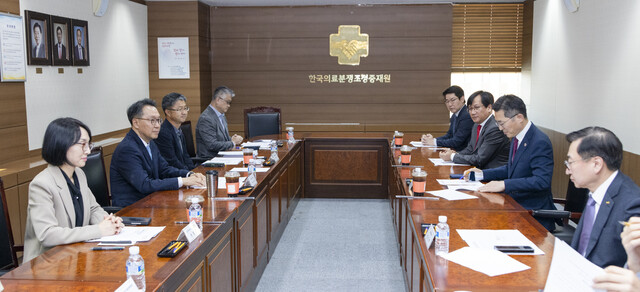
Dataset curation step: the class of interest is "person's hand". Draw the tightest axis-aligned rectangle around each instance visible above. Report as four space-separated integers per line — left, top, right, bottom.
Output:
98 215 120 236
463 167 482 182
190 172 206 181
231 134 244 145
478 181 505 193
593 265 640 292
422 134 435 146
183 175 205 187
622 216 640 273
439 149 455 161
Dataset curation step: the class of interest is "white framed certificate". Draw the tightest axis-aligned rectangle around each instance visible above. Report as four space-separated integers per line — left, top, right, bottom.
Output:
0 13 26 82
157 37 190 79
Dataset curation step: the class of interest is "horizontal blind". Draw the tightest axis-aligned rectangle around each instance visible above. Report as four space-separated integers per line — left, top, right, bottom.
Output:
452 4 524 72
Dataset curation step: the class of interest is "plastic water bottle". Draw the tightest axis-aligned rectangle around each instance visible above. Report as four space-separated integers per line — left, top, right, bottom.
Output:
188 199 203 230
435 215 449 256
270 141 279 162
126 246 146 291
286 127 295 143
246 159 257 187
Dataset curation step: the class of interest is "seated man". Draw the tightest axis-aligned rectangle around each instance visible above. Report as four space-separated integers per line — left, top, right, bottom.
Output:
196 86 244 159
155 92 195 170
439 90 509 169
110 99 205 207
465 95 556 231
565 127 640 268
422 85 474 152
593 216 640 291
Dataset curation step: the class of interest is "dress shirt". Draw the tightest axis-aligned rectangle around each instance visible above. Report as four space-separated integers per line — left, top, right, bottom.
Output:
589 170 619 223
513 120 532 150
139 136 183 187
210 104 233 146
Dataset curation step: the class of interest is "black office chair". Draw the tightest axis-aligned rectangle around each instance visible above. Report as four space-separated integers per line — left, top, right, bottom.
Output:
531 180 589 243
180 121 207 165
0 178 19 274
244 106 282 139
81 146 121 213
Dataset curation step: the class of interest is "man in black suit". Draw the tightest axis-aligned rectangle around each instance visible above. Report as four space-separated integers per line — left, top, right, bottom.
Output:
439 90 509 169
32 23 45 59
53 26 66 61
110 99 205 207
421 85 474 152
565 127 640 268
155 92 195 170
74 28 85 61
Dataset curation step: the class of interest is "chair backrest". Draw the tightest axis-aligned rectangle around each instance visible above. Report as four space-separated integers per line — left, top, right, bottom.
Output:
564 179 590 213
0 178 18 271
244 107 282 139
80 146 111 207
180 121 196 158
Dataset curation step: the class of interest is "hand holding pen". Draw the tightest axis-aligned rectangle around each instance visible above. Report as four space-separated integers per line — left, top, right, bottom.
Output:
620 217 640 273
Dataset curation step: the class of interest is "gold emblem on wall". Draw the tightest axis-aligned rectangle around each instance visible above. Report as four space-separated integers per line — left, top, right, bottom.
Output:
330 25 369 66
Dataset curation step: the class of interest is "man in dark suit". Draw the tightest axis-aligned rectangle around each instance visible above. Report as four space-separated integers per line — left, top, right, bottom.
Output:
155 92 195 170
74 28 85 61
422 85 474 152
465 95 557 231
196 86 244 159
32 23 45 59
439 90 509 169
110 99 205 207
53 26 66 61
564 127 640 268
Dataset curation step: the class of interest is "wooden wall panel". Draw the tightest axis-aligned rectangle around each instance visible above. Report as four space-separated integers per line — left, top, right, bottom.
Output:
0 126 29 164
0 82 27 129
147 1 199 37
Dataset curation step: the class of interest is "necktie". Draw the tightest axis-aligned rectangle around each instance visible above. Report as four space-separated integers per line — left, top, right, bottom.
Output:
451 114 457 133
475 125 482 148
578 196 597 255
177 129 184 152
78 46 82 59
58 45 62 59
146 145 152 160
511 137 519 163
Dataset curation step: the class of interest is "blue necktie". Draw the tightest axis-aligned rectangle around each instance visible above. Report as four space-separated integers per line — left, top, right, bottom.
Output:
146 145 152 160
578 195 596 255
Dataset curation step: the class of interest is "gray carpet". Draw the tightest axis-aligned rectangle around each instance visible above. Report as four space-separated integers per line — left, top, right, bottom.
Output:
255 198 407 292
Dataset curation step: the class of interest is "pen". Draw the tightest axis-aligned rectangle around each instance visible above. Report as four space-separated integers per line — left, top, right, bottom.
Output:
174 221 225 224
619 221 632 227
167 242 178 250
99 240 132 244
173 242 185 253
92 247 124 251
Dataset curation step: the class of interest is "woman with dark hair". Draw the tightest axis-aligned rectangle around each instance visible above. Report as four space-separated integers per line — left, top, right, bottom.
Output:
23 117 124 262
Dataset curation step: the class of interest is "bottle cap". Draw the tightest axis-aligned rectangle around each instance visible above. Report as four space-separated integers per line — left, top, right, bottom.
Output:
438 215 447 223
129 246 139 255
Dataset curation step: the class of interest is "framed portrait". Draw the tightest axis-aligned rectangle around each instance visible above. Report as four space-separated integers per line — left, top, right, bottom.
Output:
50 16 72 66
24 10 51 66
71 19 89 66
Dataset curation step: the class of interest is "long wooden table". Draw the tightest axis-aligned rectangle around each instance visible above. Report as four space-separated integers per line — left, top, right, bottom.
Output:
0 133 555 291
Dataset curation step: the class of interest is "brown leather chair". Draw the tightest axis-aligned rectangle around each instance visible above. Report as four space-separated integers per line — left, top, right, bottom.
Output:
0 178 19 273
244 106 282 139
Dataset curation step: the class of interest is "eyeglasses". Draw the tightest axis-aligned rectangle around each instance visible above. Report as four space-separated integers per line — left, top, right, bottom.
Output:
76 141 94 151
444 98 459 104
167 106 190 112
495 115 516 128
136 118 163 125
218 98 232 105
468 105 484 112
564 157 592 170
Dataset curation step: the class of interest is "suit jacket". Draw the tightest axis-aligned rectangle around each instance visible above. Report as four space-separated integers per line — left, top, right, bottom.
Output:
110 130 189 207
23 165 107 263
53 43 67 60
452 115 510 169
75 45 85 60
436 105 474 152
196 105 233 159
570 172 640 268
32 43 45 58
155 119 195 171
483 123 557 231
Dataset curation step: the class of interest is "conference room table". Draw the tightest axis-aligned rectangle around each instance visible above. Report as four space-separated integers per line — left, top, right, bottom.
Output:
0 132 556 291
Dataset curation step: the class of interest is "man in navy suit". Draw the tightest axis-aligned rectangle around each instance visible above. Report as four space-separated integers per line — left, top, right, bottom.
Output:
465 95 556 231
564 127 640 268
110 99 205 207
422 86 474 152
155 92 195 170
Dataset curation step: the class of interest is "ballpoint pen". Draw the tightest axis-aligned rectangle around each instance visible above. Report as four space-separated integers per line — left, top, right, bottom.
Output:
91 247 124 251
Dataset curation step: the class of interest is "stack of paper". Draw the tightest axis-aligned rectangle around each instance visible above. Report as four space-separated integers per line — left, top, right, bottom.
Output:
208 157 243 165
241 141 272 150
429 158 470 166
442 247 531 276
409 141 447 150
456 229 545 255
436 179 484 191
87 226 165 244
427 189 478 200
217 151 243 156
229 167 270 173
544 238 604 291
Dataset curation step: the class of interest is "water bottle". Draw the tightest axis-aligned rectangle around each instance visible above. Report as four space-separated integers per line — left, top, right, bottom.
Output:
286 127 295 143
435 215 449 256
188 199 203 230
126 246 146 291
246 159 257 187
270 141 279 162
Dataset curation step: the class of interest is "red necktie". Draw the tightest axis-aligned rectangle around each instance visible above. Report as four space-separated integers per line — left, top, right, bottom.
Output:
511 137 519 162
475 125 481 147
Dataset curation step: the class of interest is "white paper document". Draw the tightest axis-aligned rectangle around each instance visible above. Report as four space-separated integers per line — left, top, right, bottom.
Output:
87 226 165 243
429 158 470 166
229 167 270 173
409 141 445 149
436 179 484 191
442 247 531 277
208 157 243 165
241 141 272 150
217 151 243 156
456 229 545 255
427 189 478 200
218 177 247 189
544 238 605 292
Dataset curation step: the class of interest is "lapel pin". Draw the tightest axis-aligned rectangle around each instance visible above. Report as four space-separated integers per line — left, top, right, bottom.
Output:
606 201 610 204
524 143 527 147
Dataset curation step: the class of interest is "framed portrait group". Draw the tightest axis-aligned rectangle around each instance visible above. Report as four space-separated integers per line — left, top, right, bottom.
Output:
25 10 89 66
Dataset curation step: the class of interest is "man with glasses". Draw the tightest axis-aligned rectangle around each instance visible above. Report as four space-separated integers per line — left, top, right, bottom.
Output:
464 94 556 231
196 86 244 159
439 90 509 169
155 92 195 170
422 86 473 152
564 127 640 268
110 99 206 207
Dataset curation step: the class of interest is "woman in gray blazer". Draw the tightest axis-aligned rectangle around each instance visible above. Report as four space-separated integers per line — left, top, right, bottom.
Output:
23 118 124 263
